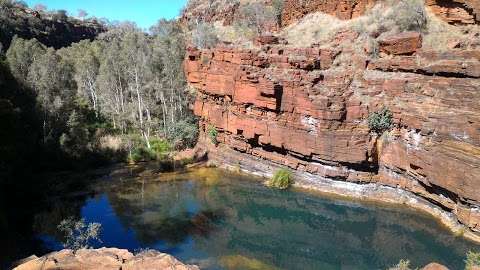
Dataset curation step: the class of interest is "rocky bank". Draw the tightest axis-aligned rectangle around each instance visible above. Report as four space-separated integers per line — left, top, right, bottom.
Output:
184 0 480 240
13 248 199 270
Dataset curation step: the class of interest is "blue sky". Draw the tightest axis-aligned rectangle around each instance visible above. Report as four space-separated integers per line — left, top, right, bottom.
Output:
25 0 188 30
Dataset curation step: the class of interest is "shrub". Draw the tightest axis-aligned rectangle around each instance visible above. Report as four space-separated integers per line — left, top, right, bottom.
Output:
166 116 199 150
191 22 219 49
57 217 102 252
207 124 218 145
387 259 412 270
352 0 427 37
466 251 480 270
368 107 393 134
268 168 293 190
237 2 276 35
127 136 172 163
272 0 284 25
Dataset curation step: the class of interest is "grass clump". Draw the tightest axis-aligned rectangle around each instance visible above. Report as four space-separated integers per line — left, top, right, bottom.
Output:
466 251 480 270
268 168 293 190
387 259 414 270
207 124 219 145
368 107 393 134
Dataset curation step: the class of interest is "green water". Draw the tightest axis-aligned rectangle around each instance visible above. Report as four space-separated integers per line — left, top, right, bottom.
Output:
14 167 480 269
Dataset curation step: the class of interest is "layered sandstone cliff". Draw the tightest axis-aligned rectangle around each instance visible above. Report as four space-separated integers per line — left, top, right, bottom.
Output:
185 20 480 236
181 0 480 27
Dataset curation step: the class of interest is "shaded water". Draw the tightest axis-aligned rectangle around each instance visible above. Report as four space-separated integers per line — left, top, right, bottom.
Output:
6 166 480 270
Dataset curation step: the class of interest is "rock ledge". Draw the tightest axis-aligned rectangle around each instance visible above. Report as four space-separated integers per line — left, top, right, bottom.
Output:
13 248 199 270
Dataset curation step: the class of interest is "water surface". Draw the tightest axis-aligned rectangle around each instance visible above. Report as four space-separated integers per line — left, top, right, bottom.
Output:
24 167 480 269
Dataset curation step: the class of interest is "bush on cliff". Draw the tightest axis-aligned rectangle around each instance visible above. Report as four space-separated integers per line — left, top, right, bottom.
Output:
466 251 480 270
191 22 219 49
268 168 293 190
387 259 413 270
166 115 199 150
207 124 218 145
352 0 427 37
368 108 393 134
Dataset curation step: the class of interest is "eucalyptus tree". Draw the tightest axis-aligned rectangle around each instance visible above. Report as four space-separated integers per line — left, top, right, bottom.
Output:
6 36 45 83
59 40 102 115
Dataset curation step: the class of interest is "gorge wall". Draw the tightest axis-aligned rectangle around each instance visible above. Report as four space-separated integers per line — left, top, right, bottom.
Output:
185 25 480 235
181 0 480 27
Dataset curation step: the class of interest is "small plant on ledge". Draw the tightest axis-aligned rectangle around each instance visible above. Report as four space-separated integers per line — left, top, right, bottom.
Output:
268 168 293 190
207 124 219 145
387 259 413 270
466 250 480 270
368 107 393 134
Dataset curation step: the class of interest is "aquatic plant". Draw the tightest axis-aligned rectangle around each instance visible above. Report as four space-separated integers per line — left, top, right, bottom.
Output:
466 251 480 270
368 107 393 134
220 254 278 270
57 217 102 252
268 168 293 190
207 124 219 145
387 259 413 270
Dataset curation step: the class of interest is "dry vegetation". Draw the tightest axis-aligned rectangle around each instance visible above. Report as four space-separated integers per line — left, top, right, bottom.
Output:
186 0 281 48
280 0 479 52
185 0 480 53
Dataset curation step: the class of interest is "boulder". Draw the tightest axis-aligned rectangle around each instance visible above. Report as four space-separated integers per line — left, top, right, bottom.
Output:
422 262 450 270
379 32 422 55
425 0 479 24
254 35 280 46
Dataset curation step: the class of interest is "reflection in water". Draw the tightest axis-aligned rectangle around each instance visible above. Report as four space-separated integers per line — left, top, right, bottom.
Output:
26 168 480 270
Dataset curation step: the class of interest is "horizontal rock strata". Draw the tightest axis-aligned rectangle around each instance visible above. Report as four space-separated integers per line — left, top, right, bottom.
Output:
184 30 480 236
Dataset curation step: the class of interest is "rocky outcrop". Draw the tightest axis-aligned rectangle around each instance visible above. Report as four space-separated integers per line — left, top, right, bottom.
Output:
422 263 450 270
281 0 376 26
426 0 480 24
184 27 480 236
281 0 480 26
181 0 480 31
13 248 199 270
378 32 423 55
0 4 105 49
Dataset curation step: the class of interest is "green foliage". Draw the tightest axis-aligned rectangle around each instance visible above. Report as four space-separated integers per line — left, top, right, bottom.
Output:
59 110 91 158
207 124 218 145
272 0 284 25
6 36 45 82
0 1 103 49
368 107 393 134
466 251 480 270
387 259 413 270
2 21 194 170
150 138 171 159
127 136 172 163
268 168 293 190
166 116 199 149
57 217 102 252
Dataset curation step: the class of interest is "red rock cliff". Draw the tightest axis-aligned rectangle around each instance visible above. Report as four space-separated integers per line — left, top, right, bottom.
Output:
185 27 480 235
181 0 480 26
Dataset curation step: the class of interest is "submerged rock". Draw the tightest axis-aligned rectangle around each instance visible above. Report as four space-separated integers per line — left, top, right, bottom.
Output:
13 248 199 270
